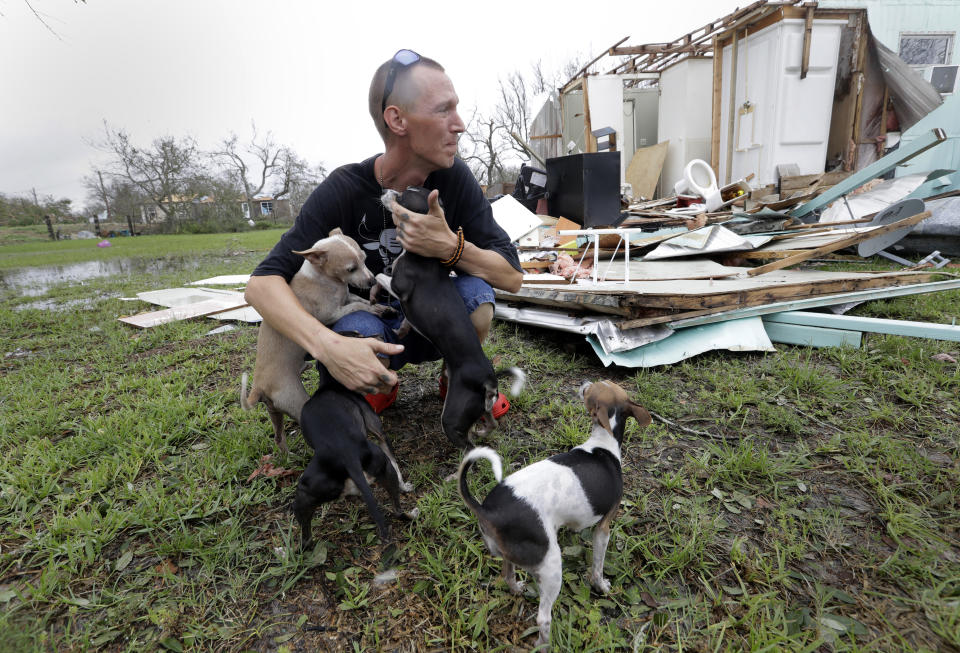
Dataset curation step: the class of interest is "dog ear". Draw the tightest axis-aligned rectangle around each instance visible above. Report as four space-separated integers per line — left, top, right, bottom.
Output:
629 402 652 428
595 405 613 433
328 227 343 237
291 243 329 265
586 394 613 434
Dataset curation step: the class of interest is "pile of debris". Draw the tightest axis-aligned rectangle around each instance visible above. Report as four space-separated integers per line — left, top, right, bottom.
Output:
490 125 960 367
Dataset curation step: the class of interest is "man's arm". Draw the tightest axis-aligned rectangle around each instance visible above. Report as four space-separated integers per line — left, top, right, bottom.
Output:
390 189 522 292
244 275 402 394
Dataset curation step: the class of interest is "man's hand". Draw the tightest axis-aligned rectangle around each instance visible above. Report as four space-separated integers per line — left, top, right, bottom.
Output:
389 189 458 260
316 332 403 394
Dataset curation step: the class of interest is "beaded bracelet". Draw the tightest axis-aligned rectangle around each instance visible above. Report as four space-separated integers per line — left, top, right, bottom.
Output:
440 227 464 268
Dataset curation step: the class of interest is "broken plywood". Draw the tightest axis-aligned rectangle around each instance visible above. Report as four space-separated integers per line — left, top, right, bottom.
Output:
625 140 669 201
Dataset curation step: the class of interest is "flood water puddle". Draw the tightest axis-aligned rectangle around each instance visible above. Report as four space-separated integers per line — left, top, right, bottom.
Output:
0 257 205 297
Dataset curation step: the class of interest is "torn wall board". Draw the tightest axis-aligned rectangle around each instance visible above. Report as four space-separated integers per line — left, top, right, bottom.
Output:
491 194 542 242
135 287 262 323
119 298 249 328
494 304 674 354
586 317 774 368
588 258 744 282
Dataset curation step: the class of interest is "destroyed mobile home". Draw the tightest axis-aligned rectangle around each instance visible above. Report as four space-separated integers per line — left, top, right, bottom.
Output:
121 0 960 369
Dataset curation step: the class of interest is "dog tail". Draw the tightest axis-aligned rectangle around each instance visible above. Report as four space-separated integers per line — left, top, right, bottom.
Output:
240 372 259 411
496 366 526 397
457 446 502 515
345 459 392 543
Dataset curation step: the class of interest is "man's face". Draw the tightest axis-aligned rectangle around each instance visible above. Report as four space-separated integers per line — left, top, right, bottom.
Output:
403 67 465 170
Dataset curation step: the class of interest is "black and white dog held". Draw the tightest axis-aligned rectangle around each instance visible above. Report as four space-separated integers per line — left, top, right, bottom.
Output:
457 380 651 650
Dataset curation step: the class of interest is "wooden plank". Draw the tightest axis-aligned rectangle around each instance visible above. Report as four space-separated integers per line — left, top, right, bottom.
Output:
621 272 938 309
791 129 947 217
119 299 249 328
738 249 812 260
724 28 740 185
747 211 932 275
764 311 960 342
496 288 630 316
668 279 960 328
800 5 814 79
582 76 595 153
711 34 723 173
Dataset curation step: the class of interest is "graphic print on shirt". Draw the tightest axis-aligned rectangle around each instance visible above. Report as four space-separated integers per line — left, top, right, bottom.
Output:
357 206 402 270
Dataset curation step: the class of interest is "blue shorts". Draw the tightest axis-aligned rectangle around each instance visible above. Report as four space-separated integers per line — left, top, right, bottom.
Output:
329 274 495 370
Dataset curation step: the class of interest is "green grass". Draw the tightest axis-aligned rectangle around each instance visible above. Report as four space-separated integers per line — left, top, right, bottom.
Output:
1 232 959 651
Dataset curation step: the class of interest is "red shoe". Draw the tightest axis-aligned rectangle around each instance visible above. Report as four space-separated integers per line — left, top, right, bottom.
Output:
365 382 398 414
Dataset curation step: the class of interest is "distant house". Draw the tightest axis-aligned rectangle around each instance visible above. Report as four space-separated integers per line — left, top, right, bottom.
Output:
240 196 292 221
137 193 293 224
138 194 215 223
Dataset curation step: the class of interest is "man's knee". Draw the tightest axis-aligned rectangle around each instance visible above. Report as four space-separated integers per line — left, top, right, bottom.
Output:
332 310 391 341
470 302 494 343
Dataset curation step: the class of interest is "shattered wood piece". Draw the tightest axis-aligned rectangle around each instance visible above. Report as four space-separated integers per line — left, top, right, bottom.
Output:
747 211 932 276
780 170 852 194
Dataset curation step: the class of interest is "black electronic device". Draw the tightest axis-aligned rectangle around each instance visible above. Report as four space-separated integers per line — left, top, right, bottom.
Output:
545 152 622 227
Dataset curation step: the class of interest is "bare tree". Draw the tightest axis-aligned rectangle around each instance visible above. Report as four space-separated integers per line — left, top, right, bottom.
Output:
82 174 146 226
496 70 535 162
460 108 508 188
211 125 281 203
462 58 585 189
287 162 327 216
100 123 201 226
210 124 319 206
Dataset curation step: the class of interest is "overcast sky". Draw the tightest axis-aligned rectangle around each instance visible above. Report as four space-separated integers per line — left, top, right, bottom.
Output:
1 0 746 211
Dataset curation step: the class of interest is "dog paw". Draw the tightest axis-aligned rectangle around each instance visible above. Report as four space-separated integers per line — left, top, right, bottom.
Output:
400 481 414 493
507 579 525 594
590 574 611 594
404 507 420 520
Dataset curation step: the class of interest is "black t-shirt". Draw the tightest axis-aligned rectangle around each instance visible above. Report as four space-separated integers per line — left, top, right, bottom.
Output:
251 155 521 281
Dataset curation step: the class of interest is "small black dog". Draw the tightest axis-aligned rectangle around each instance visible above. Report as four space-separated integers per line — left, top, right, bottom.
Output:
379 186 524 449
293 381 411 550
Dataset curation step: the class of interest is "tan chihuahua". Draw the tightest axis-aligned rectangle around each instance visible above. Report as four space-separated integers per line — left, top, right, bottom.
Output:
241 229 386 453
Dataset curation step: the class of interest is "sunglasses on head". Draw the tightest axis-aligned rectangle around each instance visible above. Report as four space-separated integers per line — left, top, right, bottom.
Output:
381 49 421 117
